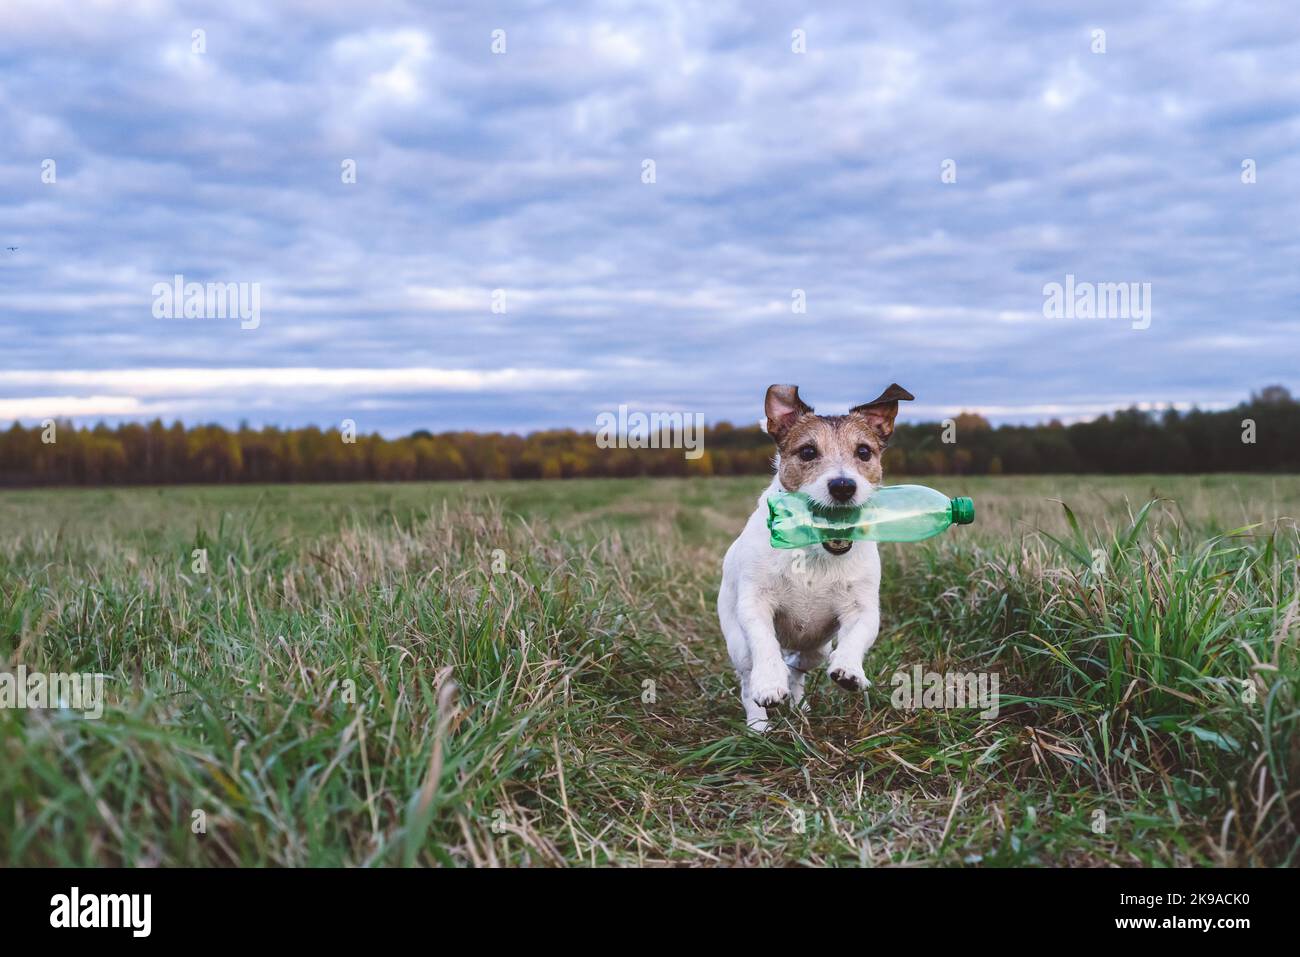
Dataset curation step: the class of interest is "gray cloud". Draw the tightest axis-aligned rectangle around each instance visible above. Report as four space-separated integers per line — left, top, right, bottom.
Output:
1 0 1297 434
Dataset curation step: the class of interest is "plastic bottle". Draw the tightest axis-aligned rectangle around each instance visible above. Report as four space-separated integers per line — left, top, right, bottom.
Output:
768 484 975 548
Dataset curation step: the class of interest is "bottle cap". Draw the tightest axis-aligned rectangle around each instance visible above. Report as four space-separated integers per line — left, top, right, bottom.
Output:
951 497 975 525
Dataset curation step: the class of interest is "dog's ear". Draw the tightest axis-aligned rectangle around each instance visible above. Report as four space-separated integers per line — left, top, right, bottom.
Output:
850 384 914 441
764 385 813 442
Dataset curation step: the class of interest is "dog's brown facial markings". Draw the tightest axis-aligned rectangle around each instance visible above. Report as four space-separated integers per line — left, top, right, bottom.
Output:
764 384 914 502
775 414 884 491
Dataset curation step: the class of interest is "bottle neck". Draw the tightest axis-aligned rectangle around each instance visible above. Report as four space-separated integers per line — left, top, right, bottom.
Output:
950 497 975 525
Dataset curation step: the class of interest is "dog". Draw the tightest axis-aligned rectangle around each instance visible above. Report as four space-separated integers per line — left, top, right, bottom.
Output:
717 383 914 730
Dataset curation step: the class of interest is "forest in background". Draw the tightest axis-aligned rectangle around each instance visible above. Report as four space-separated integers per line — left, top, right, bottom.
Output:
1 386 1296 486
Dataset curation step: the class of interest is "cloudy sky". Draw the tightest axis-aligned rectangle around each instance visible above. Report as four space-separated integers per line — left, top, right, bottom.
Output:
2 0 1297 435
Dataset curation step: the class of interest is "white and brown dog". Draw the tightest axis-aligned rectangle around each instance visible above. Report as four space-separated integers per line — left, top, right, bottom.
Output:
718 383 914 730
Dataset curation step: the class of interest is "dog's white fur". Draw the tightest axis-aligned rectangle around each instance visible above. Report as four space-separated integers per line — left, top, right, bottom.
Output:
718 471 882 731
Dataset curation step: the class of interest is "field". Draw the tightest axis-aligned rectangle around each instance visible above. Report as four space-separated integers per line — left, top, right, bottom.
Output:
2 474 1298 867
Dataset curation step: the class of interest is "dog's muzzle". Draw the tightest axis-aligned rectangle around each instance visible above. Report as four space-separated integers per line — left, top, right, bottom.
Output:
822 539 852 555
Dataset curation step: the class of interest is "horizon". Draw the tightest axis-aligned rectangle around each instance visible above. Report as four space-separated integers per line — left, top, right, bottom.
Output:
11 382 1291 441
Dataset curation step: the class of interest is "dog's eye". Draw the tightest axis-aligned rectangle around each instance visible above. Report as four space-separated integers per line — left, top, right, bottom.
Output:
797 445 818 462
856 444 874 461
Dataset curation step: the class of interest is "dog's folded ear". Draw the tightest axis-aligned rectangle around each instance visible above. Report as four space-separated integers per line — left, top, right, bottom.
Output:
850 384 914 441
764 385 813 442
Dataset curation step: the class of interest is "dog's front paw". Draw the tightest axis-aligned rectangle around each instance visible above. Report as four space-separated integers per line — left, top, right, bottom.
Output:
751 680 791 709
827 661 869 693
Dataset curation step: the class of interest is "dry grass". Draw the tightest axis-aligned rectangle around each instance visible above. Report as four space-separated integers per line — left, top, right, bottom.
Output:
1 474 1298 865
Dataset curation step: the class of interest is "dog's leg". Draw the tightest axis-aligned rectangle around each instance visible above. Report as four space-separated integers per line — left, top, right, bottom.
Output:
787 667 809 710
720 587 771 731
736 590 790 710
784 644 829 710
737 672 770 732
827 605 879 693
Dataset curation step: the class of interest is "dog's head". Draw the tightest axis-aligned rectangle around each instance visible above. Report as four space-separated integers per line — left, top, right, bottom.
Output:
764 383 914 508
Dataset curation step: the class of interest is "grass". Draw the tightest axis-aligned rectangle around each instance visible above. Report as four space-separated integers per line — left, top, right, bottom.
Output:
1 474 1298 866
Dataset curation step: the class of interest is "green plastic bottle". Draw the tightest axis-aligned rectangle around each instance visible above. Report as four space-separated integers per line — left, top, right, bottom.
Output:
767 484 975 548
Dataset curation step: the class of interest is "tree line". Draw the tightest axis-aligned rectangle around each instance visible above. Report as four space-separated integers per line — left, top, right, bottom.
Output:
1 386 1295 486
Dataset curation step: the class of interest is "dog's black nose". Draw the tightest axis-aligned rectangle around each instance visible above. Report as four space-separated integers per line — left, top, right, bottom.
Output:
827 477 857 502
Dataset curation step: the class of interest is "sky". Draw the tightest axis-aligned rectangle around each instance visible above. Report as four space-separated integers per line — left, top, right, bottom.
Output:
2 0 1297 435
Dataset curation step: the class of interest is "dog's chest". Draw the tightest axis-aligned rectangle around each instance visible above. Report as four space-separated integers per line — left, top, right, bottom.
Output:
770 572 855 649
